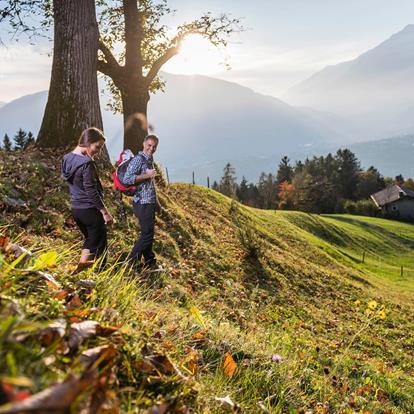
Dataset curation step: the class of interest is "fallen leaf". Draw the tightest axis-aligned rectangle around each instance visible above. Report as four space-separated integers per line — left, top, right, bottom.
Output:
223 352 237 378
191 331 206 342
189 305 206 327
31 251 58 271
0 373 92 414
66 293 82 310
0 382 31 404
68 321 119 353
80 345 118 368
77 279 96 291
0 236 10 251
215 395 237 411
37 319 67 346
38 271 61 290
144 402 170 414
52 287 74 301
5 243 31 264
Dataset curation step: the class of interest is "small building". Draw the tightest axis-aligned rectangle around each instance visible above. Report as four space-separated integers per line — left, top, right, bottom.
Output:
371 185 414 221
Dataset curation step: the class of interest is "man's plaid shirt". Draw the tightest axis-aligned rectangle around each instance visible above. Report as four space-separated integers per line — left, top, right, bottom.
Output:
123 151 157 204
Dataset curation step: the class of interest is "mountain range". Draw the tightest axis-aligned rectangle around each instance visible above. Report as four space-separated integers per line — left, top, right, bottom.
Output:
2 24 414 181
0 73 352 181
284 24 414 139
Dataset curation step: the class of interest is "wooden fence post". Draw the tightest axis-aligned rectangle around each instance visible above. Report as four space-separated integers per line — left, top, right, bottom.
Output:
192 171 195 185
207 176 210 188
165 167 170 184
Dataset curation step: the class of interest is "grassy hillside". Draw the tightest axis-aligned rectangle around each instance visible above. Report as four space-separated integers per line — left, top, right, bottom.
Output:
1 148 414 413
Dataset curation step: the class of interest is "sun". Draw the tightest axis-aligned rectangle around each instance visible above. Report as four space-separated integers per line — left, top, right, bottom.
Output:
162 34 225 75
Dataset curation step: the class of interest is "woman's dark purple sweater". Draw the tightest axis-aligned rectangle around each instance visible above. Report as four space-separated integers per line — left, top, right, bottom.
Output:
61 153 104 210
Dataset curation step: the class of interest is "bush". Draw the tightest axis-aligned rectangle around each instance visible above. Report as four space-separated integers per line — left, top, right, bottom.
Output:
343 199 379 216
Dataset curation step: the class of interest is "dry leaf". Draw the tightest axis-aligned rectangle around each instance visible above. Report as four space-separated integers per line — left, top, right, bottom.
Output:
0 382 31 404
68 321 119 353
0 236 10 251
37 319 67 347
223 352 237 378
191 331 206 342
80 345 118 368
52 287 74 301
0 373 92 414
38 271 61 290
66 293 82 310
144 402 170 414
215 395 238 411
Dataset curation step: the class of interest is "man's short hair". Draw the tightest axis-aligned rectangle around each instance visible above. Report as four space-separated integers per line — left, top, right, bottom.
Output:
144 134 159 144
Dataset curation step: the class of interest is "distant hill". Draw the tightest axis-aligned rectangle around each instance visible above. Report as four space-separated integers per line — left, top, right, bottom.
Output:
348 134 414 178
284 24 414 139
0 73 353 181
223 134 414 182
0 102 6 109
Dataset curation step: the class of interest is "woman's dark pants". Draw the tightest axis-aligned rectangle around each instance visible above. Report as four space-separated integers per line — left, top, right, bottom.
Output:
130 203 156 266
72 208 107 261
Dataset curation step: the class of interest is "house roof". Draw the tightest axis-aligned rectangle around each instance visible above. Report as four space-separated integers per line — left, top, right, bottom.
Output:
370 185 414 208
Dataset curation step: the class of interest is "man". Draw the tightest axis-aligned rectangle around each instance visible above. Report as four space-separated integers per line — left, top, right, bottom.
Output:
123 135 161 270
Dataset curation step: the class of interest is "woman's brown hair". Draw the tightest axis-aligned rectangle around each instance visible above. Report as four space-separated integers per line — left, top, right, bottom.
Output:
78 127 106 147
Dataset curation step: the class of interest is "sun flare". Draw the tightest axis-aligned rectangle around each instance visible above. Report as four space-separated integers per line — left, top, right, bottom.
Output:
163 34 226 75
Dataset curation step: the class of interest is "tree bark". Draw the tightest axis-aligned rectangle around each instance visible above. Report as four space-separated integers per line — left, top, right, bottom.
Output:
37 0 103 148
120 85 150 154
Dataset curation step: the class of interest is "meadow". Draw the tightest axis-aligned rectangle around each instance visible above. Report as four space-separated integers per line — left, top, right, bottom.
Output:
0 148 413 413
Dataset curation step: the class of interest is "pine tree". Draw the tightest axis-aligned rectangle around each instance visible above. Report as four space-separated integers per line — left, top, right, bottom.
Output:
13 129 28 150
219 163 237 198
26 131 36 147
236 176 249 204
276 156 294 185
335 149 361 200
395 174 404 186
2 134 12 151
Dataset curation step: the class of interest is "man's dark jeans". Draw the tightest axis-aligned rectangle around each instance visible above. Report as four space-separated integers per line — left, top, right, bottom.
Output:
130 202 156 266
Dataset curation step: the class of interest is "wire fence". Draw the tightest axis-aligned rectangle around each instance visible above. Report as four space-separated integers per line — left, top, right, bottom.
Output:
342 245 414 279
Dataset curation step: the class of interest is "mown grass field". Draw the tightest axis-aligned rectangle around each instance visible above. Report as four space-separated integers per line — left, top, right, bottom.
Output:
0 148 414 413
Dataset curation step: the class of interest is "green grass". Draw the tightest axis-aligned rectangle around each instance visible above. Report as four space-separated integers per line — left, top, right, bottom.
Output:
1 148 414 413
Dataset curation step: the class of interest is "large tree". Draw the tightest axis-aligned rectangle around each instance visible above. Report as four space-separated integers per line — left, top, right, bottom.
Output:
97 0 241 153
1 0 240 152
1 0 103 149
37 0 103 147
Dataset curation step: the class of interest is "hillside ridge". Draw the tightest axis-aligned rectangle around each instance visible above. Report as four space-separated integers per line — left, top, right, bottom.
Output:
1 147 414 412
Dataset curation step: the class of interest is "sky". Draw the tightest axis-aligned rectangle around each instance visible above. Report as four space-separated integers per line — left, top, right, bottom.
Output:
1 0 414 103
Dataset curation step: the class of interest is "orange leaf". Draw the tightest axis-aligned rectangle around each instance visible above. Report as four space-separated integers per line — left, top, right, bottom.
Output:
0 235 10 251
191 331 206 342
223 352 237 378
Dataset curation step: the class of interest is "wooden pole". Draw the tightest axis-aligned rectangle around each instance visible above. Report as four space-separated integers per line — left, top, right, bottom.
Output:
207 176 210 188
165 167 170 184
192 171 195 185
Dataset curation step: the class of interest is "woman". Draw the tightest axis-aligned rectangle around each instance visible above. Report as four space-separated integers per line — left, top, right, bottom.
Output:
62 127 113 273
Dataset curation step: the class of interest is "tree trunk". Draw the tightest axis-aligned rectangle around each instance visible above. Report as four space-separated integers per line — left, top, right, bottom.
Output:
121 84 150 154
37 0 102 148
